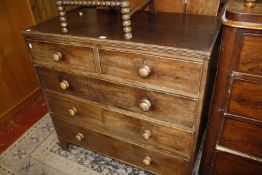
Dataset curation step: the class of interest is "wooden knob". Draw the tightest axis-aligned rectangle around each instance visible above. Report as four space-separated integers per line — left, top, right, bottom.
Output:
68 107 77 116
143 156 152 166
142 130 152 140
138 64 151 78
244 0 256 8
53 52 63 61
75 133 84 141
60 80 69 90
139 98 151 112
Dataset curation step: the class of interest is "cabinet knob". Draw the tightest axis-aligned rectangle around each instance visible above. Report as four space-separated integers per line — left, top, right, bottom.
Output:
138 64 151 78
244 0 256 8
75 133 84 141
142 130 152 140
60 80 69 90
139 98 152 112
53 52 63 61
68 107 77 116
143 156 152 166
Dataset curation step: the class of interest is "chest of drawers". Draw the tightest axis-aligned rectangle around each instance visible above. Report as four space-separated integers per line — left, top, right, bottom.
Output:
200 0 262 174
23 8 220 175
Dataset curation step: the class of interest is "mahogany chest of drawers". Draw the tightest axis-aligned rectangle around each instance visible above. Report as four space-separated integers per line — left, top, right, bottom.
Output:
23 8 220 175
200 0 262 174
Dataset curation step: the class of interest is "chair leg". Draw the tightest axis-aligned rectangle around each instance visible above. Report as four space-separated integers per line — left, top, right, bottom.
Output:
121 1 132 40
56 0 68 34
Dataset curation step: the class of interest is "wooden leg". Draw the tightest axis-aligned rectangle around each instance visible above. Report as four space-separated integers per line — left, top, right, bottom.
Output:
149 0 156 14
121 1 132 40
58 137 69 151
56 0 68 34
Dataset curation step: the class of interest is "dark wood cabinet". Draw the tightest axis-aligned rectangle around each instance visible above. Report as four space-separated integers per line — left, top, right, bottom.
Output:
200 0 262 174
23 8 220 175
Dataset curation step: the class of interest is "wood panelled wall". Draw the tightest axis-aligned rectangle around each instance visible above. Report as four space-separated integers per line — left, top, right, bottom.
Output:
28 0 220 24
0 0 39 122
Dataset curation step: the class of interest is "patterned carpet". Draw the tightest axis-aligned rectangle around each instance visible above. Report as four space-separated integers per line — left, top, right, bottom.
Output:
0 114 152 175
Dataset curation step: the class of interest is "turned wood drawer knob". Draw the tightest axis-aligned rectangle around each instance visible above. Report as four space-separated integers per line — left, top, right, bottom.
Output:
53 52 63 61
138 64 151 78
60 80 69 90
244 0 256 8
143 156 152 166
142 130 152 140
75 133 84 141
68 107 77 116
139 98 152 112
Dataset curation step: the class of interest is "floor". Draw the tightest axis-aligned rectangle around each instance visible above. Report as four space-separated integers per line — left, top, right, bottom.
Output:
0 92 48 153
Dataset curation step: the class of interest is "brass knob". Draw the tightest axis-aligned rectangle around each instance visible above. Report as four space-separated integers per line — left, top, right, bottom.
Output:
75 133 84 141
60 80 69 90
143 156 152 166
142 130 152 140
53 52 63 61
139 98 152 112
68 107 77 116
244 0 256 8
138 64 151 78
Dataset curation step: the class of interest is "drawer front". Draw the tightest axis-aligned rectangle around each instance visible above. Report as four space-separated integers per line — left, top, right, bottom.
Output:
238 34 262 76
211 151 262 175
37 67 197 129
220 118 262 158
46 91 192 159
228 80 262 121
29 41 96 72
99 49 203 97
53 117 189 175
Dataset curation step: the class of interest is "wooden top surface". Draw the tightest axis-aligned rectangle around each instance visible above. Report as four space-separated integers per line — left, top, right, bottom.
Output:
220 0 262 29
24 8 220 58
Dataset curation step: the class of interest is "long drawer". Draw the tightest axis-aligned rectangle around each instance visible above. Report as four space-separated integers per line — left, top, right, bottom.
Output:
228 79 262 121
99 49 203 97
36 66 197 129
45 91 192 159
219 118 262 158
28 41 96 73
52 117 189 175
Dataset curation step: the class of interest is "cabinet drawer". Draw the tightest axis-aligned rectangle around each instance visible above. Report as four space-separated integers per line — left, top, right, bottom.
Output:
46 91 192 159
220 118 262 158
228 80 262 121
28 41 96 73
99 49 203 97
53 117 189 175
212 151 262 175
37 67 197 129
238 34 262 76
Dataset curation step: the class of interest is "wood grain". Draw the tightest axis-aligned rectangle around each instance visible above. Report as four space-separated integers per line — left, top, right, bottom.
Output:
36 66 197 129
228 80 262 121
99 48 203 97
53 117 189 175
0 0 39 119
46 91 193 159
212 151 262 175
237 34 262 76
187 0 220 16
28 41 97 73
220 118 262 158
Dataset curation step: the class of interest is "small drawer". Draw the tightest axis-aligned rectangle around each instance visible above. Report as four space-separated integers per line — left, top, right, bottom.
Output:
36 67 197 129
228 80 262 121
212 151 262 175
99 49 203 97
28 41 96 73
46 91 193 159
53 117 189 175
220 118 262 158
237 34 262 76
